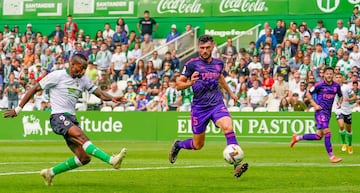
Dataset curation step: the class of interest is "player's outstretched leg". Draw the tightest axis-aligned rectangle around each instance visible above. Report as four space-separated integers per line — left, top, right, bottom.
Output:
324 132 342 163
83 141 126 169
169 138 196 163
290 133 321 148
234 162 249 178
40 156 84 186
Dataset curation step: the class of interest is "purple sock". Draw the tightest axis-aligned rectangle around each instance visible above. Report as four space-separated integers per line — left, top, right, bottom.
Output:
324 132 334 158
302 134 321 140
225 131 238 145
178 138 195 150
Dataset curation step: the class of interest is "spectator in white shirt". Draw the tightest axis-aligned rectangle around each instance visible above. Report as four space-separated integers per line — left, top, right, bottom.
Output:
333 19 348 42
110 45 127 82
247 55 262 73
102 23 115 40
247 80 268 109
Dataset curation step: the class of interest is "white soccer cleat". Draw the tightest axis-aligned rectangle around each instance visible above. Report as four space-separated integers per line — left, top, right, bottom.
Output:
110 148 127 169
40 168 53 186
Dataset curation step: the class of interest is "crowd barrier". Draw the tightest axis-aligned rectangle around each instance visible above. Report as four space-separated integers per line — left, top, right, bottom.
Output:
0 111 358 144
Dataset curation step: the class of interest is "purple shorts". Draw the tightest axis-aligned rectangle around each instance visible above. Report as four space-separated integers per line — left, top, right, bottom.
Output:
191 103 231 134
315 110 330 129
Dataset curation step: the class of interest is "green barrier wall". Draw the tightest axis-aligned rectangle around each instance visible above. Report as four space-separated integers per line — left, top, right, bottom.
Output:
0 111 359 144
0 0 356 44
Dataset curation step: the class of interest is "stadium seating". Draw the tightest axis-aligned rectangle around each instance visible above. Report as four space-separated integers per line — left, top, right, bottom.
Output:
100 106 112 112
241 107 253 112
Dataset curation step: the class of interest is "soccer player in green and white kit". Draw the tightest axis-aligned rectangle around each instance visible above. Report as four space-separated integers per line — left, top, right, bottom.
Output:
3 54 127 186
334 73 357 154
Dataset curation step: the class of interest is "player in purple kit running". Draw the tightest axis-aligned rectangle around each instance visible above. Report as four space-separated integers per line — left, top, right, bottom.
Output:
168 35 248 178
290 67 343 163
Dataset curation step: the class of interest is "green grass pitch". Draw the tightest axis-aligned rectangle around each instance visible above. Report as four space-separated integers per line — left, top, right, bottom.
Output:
0 140 359 193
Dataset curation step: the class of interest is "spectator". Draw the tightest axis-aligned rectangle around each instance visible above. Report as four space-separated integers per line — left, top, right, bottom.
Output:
334 19 348 42
64 15 78 39
116 18 129 35
289 72 301 93
133 59 146 84
124 85 137 107
48 40 62 58
221 37 238 64
260 43 274 73
256 28 277 50
61 36 73 62
279 97 289 112
247 72 261 88
146 96 162 112
112 25 128 45
127 31 137 50
141 34 155 57
181 24 195 50
283 22 299 53
171 50 180 70
135 91 148 111
290 92 307 111
102 23 115 40
271 74 289 99
161 51 175 70
237 58 250 79
146 60 157 78
128 43 142 67
344 31 356 52
325 47 338 68
88 46 98 63
276 56 291 82
159 61 174 80
147 74 161 99
137 10 158 40
96 71 111 91
235 82 248 110
40 48 55 73
164 78 181 111
313 20 327 39
273 19 286 44
149 51 162 72
283 39 294 60
246 41 258 57
23 23 35 39
247 80 268 109
300 35 311 53
349 44 360 64
179 82 193 112
166 24 180 51
259 22 271 38
96 43 112 74
350 81 360 108
247 55 262 73
349 5 359 26
48 24 65 43
336 51 353 77
288 50 303 72
110 45 127 82
310 43 326 80
299 24 311 43
94 30 103 41
262 70 274 94
4 72 20 109
293 81 307 101
103 82 123 108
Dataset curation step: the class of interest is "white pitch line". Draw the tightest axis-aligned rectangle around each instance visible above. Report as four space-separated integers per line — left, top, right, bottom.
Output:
1 163 360 176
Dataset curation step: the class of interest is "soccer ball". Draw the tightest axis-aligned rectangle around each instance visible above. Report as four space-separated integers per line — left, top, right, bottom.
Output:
223 144 244 165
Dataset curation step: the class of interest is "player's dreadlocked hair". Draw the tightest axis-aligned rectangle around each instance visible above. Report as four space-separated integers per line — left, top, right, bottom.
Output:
198 34 214 44
72 54 88 69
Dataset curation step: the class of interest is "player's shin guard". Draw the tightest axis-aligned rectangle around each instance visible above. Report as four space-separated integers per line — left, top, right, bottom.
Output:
324 132 334 158
339 130 346 144
302 134 322 140
83 141 111 163
225 131 238 145
347 132 353 146
178 138 195 150
51 156 82 176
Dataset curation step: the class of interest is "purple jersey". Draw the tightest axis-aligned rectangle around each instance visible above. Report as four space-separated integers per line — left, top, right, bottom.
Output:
310 80 342 112
182 57 224 108
310 80 342 129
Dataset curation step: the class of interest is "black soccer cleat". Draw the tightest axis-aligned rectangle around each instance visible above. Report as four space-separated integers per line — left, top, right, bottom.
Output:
234 162 248 178
169 140 181 164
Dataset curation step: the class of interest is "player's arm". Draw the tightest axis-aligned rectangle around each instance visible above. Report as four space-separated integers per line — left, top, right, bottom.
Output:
306 87 321 110
3 84 42 118
176 72 198 91
93 88 126 104
219 74 238 101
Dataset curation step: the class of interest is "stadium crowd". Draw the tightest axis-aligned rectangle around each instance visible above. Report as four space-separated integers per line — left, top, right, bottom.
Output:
1 9 360 112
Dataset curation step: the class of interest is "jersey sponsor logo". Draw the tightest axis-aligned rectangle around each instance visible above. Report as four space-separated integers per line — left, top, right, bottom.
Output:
22 115 43 137
64 120 70 126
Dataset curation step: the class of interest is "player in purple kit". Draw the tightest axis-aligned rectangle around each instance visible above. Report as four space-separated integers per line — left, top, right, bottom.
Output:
168 35 248 178
290 67 343 163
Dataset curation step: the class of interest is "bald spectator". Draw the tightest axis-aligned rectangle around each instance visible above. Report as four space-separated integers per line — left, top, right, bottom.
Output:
247 80 268 109
334 19 348 42
141 34 155 56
